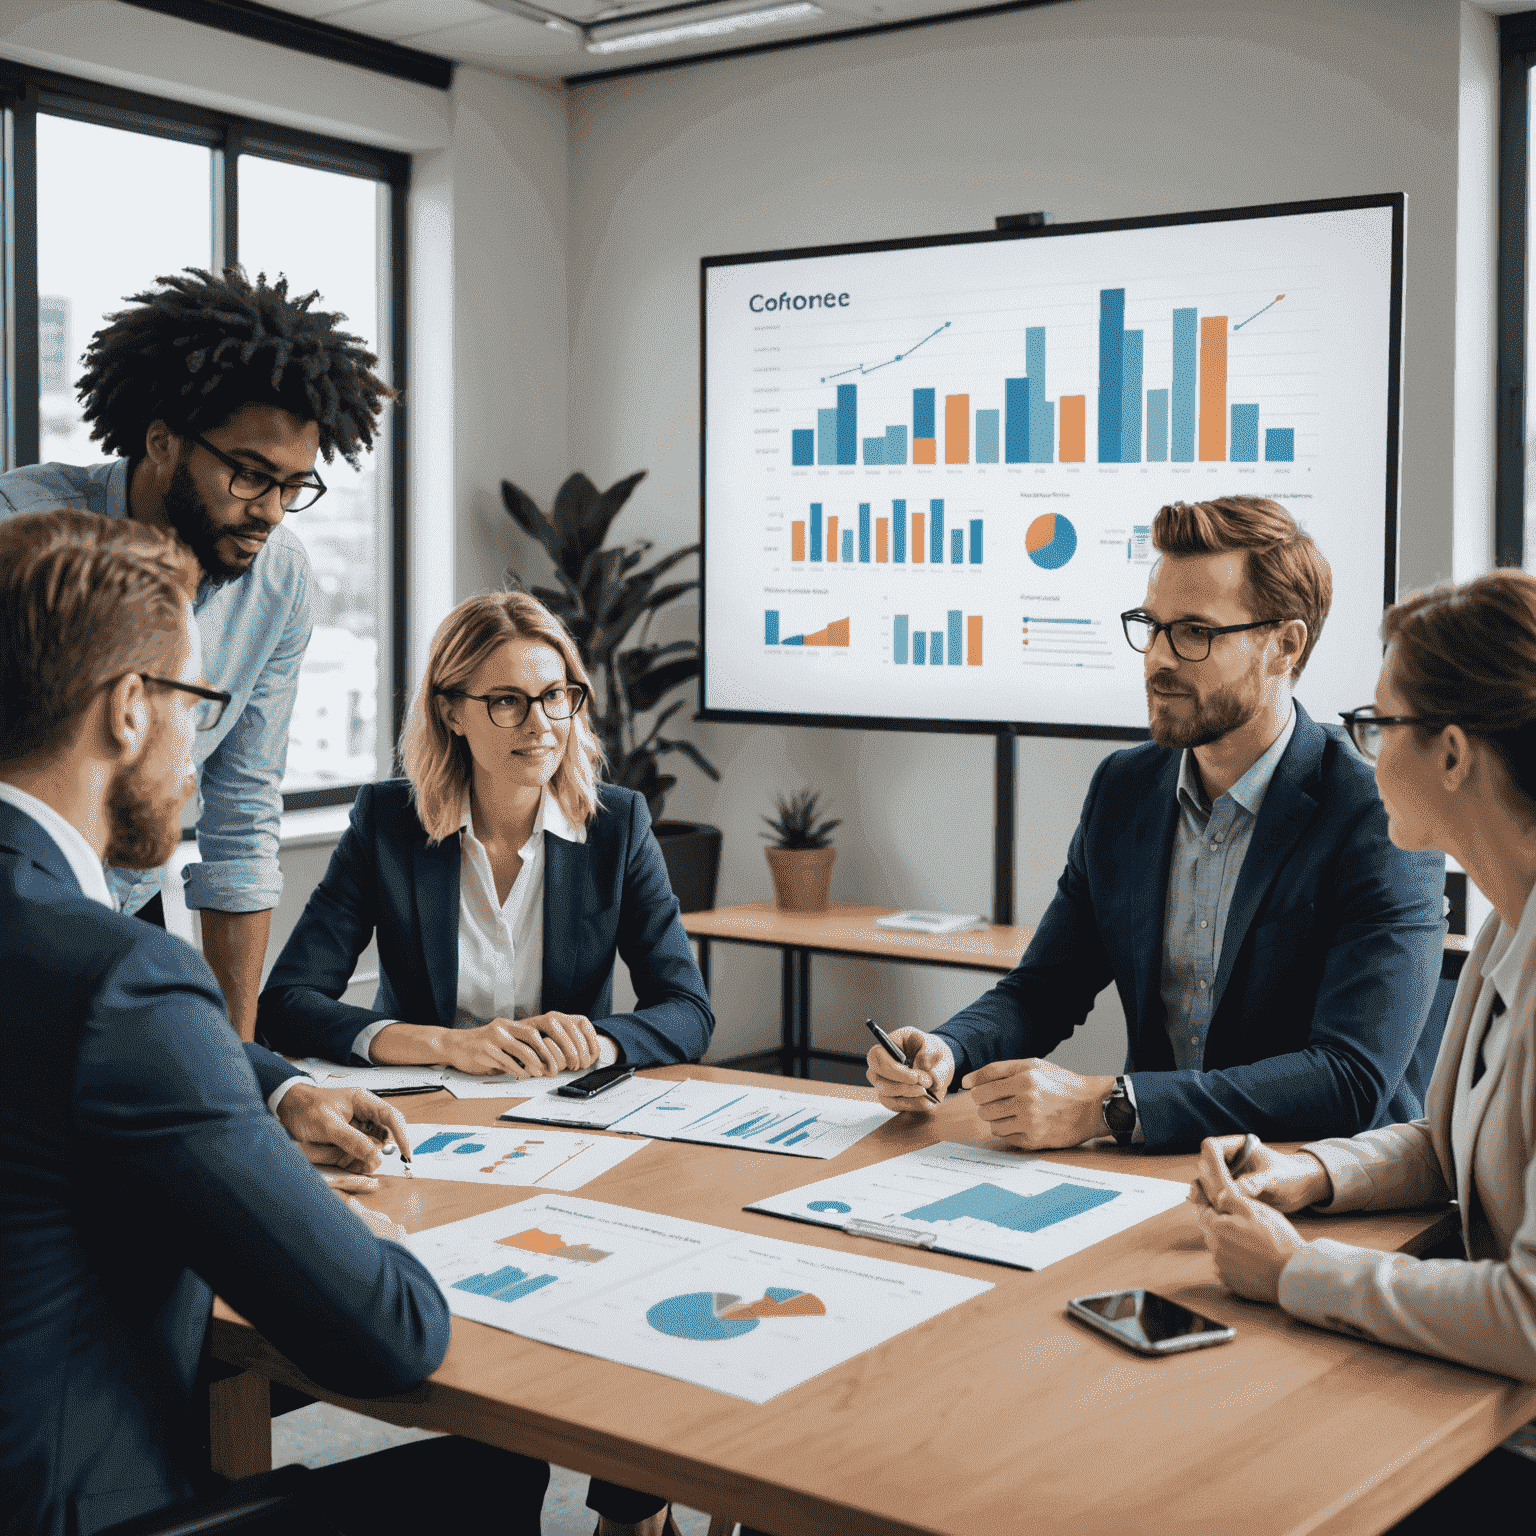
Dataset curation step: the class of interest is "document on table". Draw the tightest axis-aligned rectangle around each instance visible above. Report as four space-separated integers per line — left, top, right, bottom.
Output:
748 1141 1189 1270
286 1058 588 1100
375 1124 649 1190
436 1066 591 1099
499 1074 680 1129
613 1080 896 1159
407 1195 992 1403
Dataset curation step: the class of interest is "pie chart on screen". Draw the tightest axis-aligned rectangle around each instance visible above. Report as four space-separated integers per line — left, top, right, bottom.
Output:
1026 514 1077 570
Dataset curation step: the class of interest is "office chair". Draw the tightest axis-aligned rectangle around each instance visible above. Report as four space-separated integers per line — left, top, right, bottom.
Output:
95 1467 343 1536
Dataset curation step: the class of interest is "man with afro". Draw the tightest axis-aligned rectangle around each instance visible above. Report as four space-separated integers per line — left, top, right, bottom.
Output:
0 267 393 1038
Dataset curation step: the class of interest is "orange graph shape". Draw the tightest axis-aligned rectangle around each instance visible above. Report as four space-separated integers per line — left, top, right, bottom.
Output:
791 522 805 562
1059 397 1085 462
719 1291 827 1320
803 617 850 647
1026 515 1057 554
913 438 937 465
827 516 839 562
497 1228 611 1264
912 513 925 563
944 395 969 464
967 614 983 666
1198 316 1228 461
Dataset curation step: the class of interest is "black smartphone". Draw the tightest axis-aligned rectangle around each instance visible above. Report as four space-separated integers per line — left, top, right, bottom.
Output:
1067 1290 1235 1356
555 1064 637 1099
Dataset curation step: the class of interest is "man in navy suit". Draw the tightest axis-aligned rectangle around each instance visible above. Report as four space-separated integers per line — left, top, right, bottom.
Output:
0 511 551 1536
868 496 1446 1153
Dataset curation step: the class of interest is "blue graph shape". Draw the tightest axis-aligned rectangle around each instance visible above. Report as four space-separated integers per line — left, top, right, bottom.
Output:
821 321 950 382
452 1142 486 1155
1234 293 1285 331
808 1200 853 1213
646 1292 760 1342
453 1266 558 1304
903 1181 1119 1233
1026 515 1077 571
415 1131 474 1155
767 1116 820 1145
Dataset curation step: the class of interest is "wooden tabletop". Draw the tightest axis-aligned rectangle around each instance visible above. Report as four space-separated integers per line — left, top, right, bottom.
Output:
680 902 1035 970
211 1066 1534 1536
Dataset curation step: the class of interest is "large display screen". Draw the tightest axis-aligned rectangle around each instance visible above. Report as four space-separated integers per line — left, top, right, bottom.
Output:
699 196 1402 737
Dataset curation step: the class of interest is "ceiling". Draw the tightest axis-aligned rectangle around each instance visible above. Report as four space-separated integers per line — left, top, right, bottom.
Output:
258 0 1057 82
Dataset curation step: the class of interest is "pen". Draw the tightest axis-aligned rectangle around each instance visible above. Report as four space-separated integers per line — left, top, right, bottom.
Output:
376 1084 442 1097
1226 1133 1260 1180
864 1018 941 1106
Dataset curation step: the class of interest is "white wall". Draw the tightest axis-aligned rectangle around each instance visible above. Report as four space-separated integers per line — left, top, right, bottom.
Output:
563 0 1471 1066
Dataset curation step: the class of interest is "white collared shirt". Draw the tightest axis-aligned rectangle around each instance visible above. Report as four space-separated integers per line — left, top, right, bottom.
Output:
0 782 115 909
352 789 615 1066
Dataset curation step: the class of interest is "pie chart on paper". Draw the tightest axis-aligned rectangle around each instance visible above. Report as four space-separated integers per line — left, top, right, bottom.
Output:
1026 513 1077 570
645 1287 827 1341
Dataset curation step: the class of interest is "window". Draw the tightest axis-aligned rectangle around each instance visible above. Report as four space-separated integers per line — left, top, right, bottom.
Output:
1 68 407 807
1500 14 1536 568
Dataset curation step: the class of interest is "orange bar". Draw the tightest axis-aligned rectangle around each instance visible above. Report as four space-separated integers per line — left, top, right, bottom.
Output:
803 616 851 647
791 522 805 562
967 614 983 666
827 516 838 562
875 518 888 562
1059 396 1086 462
944 395 970 464
1199 316 1227 461
913 437 937 464
912 512 925 562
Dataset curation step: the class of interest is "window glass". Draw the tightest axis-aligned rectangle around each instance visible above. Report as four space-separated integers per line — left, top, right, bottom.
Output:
37 115 212 466
238 156 389 792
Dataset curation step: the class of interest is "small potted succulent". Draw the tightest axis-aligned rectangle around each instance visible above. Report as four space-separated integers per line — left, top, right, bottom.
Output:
761 789 840 913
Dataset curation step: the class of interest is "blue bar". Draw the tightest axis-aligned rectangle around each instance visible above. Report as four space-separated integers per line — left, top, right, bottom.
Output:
975 409 1000 463
817 409 838 466
1027 328 1050 462
950 528 963 563
1171 308 1197 462
841 529 853 562
836 384 857 465
894 614 909 663
791 429 814 466
930 631 944 665
930 500 944 564
913 388 935 440
1146 388 1169 463
782 634 804 646
862 437 885 465
885 425 907 464
859 503 871 563
1231 403 1259 462
1098 288 1125 462
767 1115 820 1146
947 609 962 666
1120 331 1143 462
912 630 926 665
1265 427 1295 462
810 503 823 561
969 519 983 564
1005 378 1029 462
893 499 906 562
765 610 779 645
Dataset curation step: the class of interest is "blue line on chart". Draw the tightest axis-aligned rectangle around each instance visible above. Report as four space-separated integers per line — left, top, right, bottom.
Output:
821 323 951 382
682 1093 748 1129
1233 294 1285 332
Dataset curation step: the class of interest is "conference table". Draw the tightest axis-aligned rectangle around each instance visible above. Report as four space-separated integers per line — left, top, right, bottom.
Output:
210 1065 1535 1535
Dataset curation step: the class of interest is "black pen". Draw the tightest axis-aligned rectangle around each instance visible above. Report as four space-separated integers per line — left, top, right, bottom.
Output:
865 1018 941 1106
375 1083 443 1097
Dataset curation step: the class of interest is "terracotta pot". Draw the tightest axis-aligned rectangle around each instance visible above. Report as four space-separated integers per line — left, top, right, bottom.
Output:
765 845 836 913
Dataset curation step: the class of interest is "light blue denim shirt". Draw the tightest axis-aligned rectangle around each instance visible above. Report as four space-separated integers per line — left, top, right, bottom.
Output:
1159 704 1298 1071
0 459 313 915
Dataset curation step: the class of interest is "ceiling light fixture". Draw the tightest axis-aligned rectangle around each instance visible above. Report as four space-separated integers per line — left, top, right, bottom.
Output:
584 0 824 54
481 0 582 32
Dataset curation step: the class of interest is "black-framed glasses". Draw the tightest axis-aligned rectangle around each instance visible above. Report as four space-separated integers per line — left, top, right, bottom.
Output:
1339 707 1436 761
439 684 587 729
189 433 327 512
1120 609 1286 663
140 675 232 732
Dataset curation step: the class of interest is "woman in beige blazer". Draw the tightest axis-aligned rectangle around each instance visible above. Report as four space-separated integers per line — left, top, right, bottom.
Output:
1191 569 1536 1527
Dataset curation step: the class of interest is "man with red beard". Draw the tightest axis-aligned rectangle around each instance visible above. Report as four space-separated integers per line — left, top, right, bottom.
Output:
868 497 1447 1152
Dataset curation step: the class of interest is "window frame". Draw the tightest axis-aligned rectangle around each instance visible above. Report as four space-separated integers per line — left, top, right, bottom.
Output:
0 60 409 811
1498 12 1536 569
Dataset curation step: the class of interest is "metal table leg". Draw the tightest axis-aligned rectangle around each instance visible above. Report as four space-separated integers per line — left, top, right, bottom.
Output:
780 948 795 1076
796 949 811 1077
696 935 711 994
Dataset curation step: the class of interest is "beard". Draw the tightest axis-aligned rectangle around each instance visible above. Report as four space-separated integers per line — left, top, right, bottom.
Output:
1146 668 1258 749
161 459 260 586
104 725 188 871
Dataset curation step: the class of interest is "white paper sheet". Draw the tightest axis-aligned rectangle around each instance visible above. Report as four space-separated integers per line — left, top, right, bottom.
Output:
407 1195 992 1403
436 1067 590 1100
748 1141 1189 1270
288 1058 448 1093
497 1075 680 1129
614 1080 896 1159
375 1124 649 1190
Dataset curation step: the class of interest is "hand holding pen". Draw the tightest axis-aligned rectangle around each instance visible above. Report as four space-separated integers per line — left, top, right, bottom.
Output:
864 1018 944 1108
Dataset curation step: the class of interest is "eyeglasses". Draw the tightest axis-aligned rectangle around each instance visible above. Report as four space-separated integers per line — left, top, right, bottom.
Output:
1338 707 1435 761
439 684 588 729
1120 609 1286 663
139 675 232 731
189 433 327 512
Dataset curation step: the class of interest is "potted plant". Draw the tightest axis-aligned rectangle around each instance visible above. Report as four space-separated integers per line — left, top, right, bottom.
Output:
500 470 723 911
761 789 840 913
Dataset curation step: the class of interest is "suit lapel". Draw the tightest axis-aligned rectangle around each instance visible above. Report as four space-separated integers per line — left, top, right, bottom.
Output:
1458 980 1507 1220
413 832 461 1029
1129 751 1182 1030
542 832 584 1011
0 800 79 893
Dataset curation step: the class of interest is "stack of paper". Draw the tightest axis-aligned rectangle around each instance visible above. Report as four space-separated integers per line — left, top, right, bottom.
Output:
287 1058 591 1100
872 910 988 934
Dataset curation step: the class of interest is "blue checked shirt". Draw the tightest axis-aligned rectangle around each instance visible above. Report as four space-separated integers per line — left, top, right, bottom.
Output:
0 459 312 915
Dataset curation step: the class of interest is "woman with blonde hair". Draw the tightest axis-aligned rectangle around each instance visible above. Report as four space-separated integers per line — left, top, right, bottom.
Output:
259 589 712 1536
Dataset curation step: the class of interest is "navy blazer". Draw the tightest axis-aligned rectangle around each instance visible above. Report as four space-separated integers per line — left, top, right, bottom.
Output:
0 801 450 1536
937 705 1448 1150
257 781 714 1068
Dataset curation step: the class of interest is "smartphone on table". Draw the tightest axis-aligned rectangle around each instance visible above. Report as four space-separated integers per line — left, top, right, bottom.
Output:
1067 1290 1235 1356
555 1064 637 1099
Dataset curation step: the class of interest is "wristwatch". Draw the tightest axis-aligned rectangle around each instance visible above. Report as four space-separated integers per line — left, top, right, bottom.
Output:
1101 1076 1136 1147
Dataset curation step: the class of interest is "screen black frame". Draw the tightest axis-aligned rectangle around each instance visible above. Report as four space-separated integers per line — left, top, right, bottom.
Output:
696 191 1405 741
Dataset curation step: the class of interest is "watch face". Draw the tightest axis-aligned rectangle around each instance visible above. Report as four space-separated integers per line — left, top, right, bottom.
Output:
1104 1090 1136 1138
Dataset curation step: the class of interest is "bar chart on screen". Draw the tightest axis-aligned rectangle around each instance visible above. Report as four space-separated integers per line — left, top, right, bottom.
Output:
788 500 984 568
892 610 983 667
764 611 850 648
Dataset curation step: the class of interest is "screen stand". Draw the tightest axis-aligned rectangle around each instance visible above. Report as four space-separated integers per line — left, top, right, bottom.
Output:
994 728 1015 925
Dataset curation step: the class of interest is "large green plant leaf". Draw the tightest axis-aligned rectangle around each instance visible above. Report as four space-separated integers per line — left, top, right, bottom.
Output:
500 480 562 565
623 654 700 714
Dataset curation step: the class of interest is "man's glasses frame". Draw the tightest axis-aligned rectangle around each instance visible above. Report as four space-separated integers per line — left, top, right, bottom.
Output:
1338 707 1437 761
189 433 327 513
438 684 588 730
140 675 232 732
1120 609 1287 663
